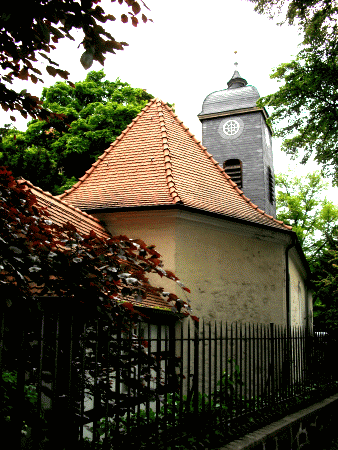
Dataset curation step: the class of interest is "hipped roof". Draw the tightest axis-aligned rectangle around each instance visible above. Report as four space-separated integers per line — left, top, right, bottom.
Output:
60 98 291 232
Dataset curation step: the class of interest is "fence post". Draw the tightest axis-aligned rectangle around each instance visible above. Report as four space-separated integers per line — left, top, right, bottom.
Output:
270 323 275 401
193 319 199 419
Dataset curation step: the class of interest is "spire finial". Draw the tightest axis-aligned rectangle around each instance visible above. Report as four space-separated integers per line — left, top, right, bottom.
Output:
227 53 248 89
234 51 238 68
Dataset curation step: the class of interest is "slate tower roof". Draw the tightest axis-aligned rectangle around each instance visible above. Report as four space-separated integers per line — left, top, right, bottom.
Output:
59 98 289 232
198 69 260 119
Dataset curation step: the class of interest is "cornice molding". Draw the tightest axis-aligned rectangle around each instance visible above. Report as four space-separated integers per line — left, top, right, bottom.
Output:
198 106 269 122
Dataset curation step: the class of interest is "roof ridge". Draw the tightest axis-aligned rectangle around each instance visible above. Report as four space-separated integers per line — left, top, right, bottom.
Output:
161 102 292 232
156 100 182 204
59 97 159 201
20 179 104 226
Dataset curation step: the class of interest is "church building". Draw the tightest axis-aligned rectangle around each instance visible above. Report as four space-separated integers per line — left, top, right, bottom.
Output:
58 69 312 329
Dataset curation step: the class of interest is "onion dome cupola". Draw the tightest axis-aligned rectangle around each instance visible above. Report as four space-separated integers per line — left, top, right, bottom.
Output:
198 64 276 218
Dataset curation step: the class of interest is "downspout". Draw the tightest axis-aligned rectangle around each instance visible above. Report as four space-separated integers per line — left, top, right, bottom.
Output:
285 234 296 329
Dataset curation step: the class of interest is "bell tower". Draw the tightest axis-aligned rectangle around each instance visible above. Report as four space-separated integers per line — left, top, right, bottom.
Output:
198 65 276 218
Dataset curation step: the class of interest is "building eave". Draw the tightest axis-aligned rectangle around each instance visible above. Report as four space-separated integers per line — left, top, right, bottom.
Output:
83 203 293 235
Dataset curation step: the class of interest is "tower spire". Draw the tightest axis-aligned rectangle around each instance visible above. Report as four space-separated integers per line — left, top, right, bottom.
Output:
227 56 248 89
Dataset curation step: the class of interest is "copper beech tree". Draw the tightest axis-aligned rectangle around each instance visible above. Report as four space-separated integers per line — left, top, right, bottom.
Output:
0 166 193 315
1 0 152 122
0 166 196 442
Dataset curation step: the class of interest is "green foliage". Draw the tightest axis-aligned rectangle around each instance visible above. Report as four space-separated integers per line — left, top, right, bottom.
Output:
275 169 338 329
257 42 338 185
275 170 338 258
248 0 338 48
250 0 338 184
82 359 245 449
1 70 154 193
1 370 40 434
312 238 338 330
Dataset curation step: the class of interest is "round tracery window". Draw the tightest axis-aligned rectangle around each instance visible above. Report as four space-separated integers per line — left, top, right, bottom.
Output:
223 120 240 136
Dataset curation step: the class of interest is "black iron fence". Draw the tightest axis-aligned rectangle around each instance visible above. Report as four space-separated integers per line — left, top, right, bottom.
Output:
1 297 337 449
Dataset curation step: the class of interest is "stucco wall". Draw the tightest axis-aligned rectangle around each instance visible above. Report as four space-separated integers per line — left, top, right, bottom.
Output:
94 210 180 298
174 212 286 325
94 209 294 326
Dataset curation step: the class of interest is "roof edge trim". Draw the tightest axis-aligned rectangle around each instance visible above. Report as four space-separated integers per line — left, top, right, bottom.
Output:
83 203 293 234
156 101 182 204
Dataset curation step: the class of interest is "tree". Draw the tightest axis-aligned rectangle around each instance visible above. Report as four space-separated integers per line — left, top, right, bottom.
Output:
249 0 338 185
0 70 154 193
248 0 338 46
0 165 192 312
275 169 338 330
311 237 338 331
275 170 338 259
0 165 196 443
256 42 338 184
1 0 152 122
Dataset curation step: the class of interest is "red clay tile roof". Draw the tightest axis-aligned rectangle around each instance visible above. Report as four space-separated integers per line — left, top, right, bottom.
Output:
21 180 110 239
59 98 291 232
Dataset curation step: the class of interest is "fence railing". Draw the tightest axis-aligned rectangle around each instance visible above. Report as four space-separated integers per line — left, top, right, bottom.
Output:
1 297 337 449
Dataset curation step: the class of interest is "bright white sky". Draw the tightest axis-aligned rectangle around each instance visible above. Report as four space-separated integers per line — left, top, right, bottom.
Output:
1 0 337 202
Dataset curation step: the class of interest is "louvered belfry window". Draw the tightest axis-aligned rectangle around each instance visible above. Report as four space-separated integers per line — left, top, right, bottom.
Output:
267 166 275 204
223 159 242 189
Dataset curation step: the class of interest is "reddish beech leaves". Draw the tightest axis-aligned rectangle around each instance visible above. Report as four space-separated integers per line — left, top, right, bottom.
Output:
0 167 195 321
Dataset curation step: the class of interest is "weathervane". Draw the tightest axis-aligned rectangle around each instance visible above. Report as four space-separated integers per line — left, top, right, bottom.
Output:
234 51 238 70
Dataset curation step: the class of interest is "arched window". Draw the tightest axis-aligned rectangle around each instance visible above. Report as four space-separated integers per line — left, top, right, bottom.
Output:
223 159 242 189
267 166 275 204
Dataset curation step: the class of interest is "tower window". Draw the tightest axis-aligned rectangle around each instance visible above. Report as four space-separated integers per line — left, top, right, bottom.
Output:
223 120 240 136
224 159 242 189
267 166 275 204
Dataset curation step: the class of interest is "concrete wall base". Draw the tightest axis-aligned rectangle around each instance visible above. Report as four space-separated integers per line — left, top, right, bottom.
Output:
220 393 338 450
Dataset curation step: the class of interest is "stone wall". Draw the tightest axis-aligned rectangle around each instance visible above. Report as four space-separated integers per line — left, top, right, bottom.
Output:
221 393 338 450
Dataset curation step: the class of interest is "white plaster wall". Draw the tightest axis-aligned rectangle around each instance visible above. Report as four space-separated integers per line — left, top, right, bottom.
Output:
93 209 311 328
174 213 287 325
94 210 180 298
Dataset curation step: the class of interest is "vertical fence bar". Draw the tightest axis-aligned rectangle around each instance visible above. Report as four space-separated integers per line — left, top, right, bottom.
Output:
202 320 206 417
230 323 234 421
92 318 100 448
214 321 217 410
14 305 26 449
79 321 86 449
51 308 61 448
270 323 275 402
146 321 151 431
220 321 223 414
155 323 161 447
254 322 257 411
115 319 121 446
179 320 184 424
194 319 200 426
260 324 264 410
247 323 251 413
163 324 168 449
187 320 191 403
102 320 110 450
235 322 238 415
208 322 212 409
239 323 243 408
32 306 44 449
